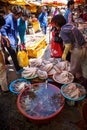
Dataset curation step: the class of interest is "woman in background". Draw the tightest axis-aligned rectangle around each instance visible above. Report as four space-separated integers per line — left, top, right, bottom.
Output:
18 9 31 50
53 7 61 17
64 0 75 23
38 6 48 35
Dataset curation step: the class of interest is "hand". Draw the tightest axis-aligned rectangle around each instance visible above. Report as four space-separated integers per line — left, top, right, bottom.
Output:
6 38 10 47
26 29 29 34
2 36 10 47
17 36 20 44
0 51 5 66
75 73 82 79
62 53 66 61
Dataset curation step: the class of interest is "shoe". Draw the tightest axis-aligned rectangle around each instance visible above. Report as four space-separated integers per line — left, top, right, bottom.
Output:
5 59 10 65
16 68 24 74
3 90 9 93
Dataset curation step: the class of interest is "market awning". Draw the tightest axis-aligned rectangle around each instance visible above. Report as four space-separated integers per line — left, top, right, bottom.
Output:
28 2 42 7
74 0 85 3
8 0 28 6
0 0 35 6
41 0 67 6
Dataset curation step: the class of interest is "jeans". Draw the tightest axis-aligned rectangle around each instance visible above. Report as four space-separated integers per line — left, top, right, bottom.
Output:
4 43 22 71
41 26 47 35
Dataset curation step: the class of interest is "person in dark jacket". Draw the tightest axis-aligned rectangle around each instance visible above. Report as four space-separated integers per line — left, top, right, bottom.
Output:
18 9 31 49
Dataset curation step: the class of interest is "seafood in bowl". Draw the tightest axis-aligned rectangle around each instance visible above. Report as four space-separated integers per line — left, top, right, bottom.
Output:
9 78 30 94
61 83 86 101
53 71 74 84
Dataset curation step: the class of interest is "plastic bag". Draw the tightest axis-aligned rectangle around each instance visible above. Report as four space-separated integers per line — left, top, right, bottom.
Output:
50 39 63 58
17 50 29 67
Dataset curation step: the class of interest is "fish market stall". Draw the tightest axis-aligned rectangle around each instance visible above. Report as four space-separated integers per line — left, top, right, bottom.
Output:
25 35 47 58
8 55 87 128
15 58 86 124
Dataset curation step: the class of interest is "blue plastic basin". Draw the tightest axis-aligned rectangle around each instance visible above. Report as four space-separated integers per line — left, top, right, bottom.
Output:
9 78 30 94
61 82 86 101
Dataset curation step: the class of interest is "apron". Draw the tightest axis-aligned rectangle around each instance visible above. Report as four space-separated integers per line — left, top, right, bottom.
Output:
51 31 63 58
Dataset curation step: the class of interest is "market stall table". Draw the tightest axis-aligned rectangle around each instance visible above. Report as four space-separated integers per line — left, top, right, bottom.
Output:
25 35 47 58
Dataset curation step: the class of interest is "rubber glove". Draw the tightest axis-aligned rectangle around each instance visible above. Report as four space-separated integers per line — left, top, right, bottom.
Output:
62 44 72 61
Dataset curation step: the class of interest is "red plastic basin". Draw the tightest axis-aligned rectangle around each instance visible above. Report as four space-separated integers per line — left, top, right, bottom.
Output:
17 83 65 124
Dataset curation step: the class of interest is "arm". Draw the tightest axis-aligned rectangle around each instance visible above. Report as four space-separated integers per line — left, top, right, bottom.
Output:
1 16 11 37
17 18 20 26
0 50 5 66
60 29 72 61
62 44 72 61
1 15 11 47
0 34 5 67
1 36 10 47
68 12 74 24
38 12 44 22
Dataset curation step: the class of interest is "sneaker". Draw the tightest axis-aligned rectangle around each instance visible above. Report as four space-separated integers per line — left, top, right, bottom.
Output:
16 68 24 74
